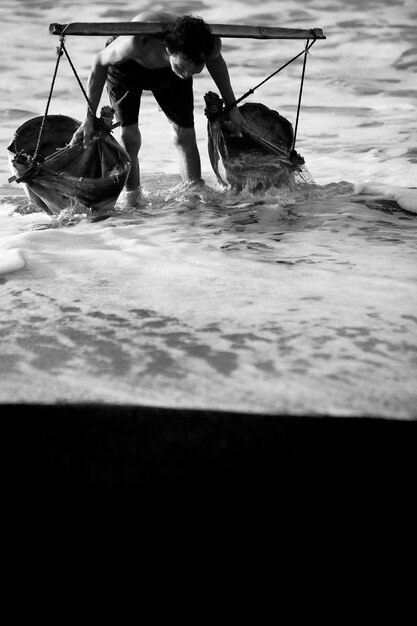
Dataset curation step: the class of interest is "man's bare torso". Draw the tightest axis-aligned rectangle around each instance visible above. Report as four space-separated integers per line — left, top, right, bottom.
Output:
105 11 220 70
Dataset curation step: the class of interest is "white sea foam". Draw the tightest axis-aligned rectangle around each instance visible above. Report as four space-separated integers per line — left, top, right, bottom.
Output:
0 249 26 275
354 181 417 213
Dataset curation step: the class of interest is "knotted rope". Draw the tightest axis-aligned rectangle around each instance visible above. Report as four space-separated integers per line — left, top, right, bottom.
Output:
224 33 317 151
33 29 95 161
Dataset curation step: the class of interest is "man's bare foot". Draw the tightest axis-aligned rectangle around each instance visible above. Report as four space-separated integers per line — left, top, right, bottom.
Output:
117 187 141 208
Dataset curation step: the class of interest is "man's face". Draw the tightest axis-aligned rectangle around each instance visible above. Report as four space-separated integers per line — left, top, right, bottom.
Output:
167 51 205 79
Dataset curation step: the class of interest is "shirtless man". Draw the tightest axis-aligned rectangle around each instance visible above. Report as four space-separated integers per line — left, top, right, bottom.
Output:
72 11 243 203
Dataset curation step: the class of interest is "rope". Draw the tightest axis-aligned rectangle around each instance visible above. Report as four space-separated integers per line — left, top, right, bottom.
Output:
33 29 96 162
32 30 97 166
61 40 95 117
291 38 313 152
33 34 66 160
224 36 317 113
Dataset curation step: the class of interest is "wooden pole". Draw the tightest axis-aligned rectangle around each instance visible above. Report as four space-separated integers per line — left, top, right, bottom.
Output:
49 22 326 40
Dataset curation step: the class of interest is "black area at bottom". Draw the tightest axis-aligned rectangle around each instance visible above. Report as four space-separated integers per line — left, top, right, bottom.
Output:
1 404 415 497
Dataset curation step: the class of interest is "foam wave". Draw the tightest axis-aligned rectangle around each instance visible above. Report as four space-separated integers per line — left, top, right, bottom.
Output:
0 248 26 275
354 181 417 214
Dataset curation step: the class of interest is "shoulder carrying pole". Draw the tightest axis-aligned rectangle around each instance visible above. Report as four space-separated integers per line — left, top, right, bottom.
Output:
49 22 325 40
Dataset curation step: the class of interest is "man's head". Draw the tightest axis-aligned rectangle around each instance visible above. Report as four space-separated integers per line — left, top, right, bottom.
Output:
165 16 215 78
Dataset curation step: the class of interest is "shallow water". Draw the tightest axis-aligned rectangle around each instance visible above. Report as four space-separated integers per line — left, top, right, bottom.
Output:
1 0 416 417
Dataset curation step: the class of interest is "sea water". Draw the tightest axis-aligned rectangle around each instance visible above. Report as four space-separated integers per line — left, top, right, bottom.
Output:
0 0 416 417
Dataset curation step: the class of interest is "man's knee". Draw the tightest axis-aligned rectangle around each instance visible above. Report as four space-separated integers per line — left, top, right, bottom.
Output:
171 125 196 148
121 124 141 152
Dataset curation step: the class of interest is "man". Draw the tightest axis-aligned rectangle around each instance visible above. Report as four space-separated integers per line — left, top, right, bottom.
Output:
72 11 243 204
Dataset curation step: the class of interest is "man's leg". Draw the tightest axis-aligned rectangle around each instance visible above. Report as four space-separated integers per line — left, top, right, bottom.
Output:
152 73 201 183
170 123 202 183
120 124 142 190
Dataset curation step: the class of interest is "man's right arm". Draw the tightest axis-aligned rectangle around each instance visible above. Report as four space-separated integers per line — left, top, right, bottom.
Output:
71 37 138 148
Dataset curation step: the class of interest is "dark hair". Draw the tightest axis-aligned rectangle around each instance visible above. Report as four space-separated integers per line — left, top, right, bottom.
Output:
165 16 215 65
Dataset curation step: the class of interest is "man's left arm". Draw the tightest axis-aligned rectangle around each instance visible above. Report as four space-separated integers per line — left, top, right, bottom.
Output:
206 53 243 137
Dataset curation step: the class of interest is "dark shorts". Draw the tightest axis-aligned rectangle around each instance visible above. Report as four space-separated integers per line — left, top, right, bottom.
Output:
106 60 194 129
